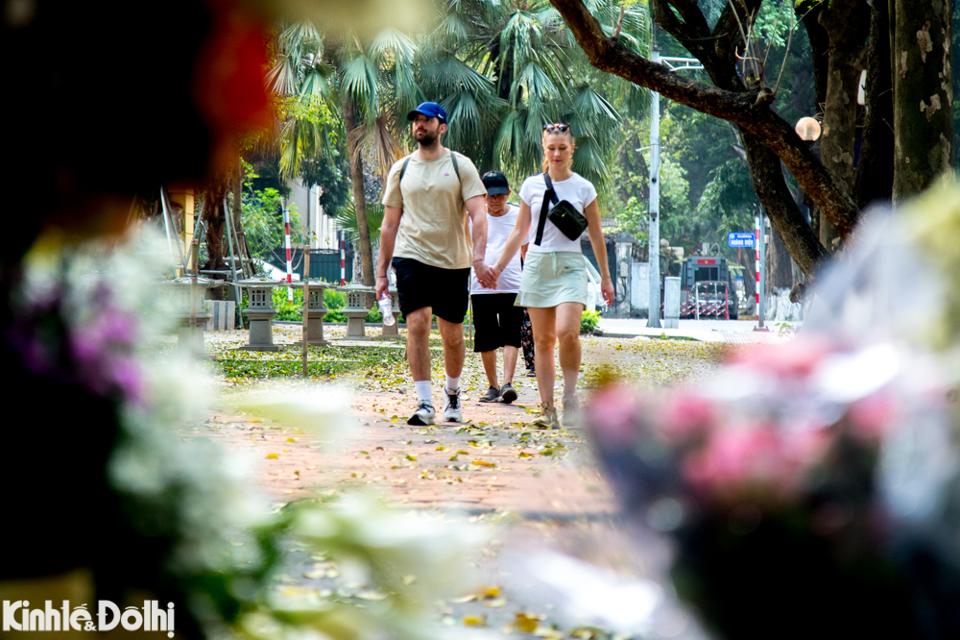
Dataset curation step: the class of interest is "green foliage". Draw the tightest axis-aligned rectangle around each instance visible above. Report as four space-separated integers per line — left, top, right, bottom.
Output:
607 117 691 245
580 309 601 335
273 287 303 321
324 288 347 323
336 201 384 243
299 144 352 214
214 343 409 380
365 304 382 323
418 0 651 186
270 24 343 181
240 161 305 264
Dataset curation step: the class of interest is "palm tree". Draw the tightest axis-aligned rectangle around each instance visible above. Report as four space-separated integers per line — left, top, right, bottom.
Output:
270 23 426 287
421 0 651 185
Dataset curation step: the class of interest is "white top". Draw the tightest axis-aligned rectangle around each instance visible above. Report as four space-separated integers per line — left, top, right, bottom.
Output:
471 204 522 294
519 172 597 253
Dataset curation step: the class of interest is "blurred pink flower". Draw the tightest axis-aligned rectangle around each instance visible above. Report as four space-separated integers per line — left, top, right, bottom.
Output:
847 393 896 441
682 424 830 500
69 306 141 401
659 391 714 440
586 384 644 444
726 336 837 379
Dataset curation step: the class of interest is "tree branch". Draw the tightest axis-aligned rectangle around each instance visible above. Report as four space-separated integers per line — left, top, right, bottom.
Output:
549 0 858 237
650 0 715 65
713 0 764 68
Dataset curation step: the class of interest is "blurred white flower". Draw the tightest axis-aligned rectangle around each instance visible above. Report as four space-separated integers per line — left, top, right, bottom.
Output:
225 384 355 440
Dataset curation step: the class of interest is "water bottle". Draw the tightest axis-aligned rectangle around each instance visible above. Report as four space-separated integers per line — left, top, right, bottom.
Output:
378 294 395 326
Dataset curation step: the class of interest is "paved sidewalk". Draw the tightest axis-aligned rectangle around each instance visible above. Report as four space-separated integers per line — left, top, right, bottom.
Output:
598 317 798 343
192 329 742 638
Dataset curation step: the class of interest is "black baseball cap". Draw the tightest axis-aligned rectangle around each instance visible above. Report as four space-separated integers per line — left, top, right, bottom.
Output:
481 170 510 195
406 101 447 124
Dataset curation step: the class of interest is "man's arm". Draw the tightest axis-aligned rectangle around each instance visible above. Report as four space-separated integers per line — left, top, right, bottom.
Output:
376 205 403 300
465 195 496 288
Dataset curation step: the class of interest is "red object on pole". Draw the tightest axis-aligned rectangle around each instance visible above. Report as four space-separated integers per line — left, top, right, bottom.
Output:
283 203 293 301
754 217 761 309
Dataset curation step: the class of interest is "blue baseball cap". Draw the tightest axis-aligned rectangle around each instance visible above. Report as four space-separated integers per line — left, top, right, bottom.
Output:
407 101 447 124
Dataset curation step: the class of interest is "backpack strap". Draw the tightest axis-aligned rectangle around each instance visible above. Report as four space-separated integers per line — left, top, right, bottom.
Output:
398 154 413 183
449 150 461 183
533 172 559 246
398 150 462 184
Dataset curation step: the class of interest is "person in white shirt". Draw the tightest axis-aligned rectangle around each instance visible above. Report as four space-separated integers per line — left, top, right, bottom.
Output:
489 123 615 428
471 171 525 404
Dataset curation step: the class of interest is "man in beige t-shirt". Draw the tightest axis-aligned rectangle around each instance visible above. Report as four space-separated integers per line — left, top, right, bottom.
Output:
376 101 496 426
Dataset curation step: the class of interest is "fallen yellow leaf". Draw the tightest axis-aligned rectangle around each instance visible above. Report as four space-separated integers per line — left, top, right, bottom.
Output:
462 615 486 627
480 585 501 598
265 452 279 460
513 612 540 633
471 459 497 468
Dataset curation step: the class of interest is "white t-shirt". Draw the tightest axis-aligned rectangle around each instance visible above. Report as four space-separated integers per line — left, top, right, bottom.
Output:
471 204 522 294
519 172 597 253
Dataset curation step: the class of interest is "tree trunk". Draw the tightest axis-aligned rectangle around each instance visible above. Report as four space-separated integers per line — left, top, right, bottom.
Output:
855 0 895 209
342 96 375 286
741 133 828 277
892 0 953 200
202 178 229 272
818 0 870 247
799 1 829 113
767 225 794 289
551 0 865 277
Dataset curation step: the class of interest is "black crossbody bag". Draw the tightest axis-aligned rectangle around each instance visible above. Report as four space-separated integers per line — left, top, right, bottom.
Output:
533 172 589 245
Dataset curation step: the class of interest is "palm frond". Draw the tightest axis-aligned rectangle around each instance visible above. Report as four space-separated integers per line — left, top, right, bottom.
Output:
340 54 381 119
336 200 385 242
369 28 418 65
516 62 560 103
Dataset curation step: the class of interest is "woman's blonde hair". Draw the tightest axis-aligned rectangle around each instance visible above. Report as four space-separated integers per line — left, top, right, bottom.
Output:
541 124 576 173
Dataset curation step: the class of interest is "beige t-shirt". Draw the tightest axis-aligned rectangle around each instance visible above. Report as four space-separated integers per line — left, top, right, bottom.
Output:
381 150 486 269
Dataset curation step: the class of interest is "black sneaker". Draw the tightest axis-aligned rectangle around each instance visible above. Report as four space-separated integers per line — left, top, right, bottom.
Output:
407 401 436 426
499 383 518 404
479 386 500 403
526 369 537 378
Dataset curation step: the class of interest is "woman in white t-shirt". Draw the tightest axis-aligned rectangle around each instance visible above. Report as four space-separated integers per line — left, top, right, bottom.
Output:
490 123 615 428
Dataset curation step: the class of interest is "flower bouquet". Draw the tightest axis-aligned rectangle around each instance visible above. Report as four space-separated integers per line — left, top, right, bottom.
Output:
586 180 960 640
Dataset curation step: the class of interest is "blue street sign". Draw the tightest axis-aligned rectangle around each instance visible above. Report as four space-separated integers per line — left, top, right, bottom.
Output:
727 231 755 248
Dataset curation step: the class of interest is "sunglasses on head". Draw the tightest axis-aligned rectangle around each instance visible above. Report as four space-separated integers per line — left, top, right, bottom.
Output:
543 123 570 133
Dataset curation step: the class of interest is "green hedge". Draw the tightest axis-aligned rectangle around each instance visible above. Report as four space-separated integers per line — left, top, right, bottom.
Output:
240 287 399 324
580 309 601 335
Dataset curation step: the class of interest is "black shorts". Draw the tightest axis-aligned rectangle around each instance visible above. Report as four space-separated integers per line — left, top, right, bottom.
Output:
471 293 523 353
392 257 471 323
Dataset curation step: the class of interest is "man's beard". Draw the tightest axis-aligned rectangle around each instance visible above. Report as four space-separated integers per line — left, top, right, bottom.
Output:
415 129 439 148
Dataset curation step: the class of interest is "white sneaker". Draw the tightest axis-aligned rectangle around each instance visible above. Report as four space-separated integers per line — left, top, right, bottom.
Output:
407 401 436 426
443 388 463 423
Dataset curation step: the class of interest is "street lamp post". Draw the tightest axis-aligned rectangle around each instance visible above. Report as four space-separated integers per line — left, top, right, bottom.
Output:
647 51 704 328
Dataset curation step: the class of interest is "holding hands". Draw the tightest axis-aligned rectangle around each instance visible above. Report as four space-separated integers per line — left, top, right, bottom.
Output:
474 261 499 289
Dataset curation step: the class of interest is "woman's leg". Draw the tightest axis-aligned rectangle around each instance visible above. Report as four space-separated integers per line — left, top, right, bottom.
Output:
527 306 557 409
555 303 583 401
